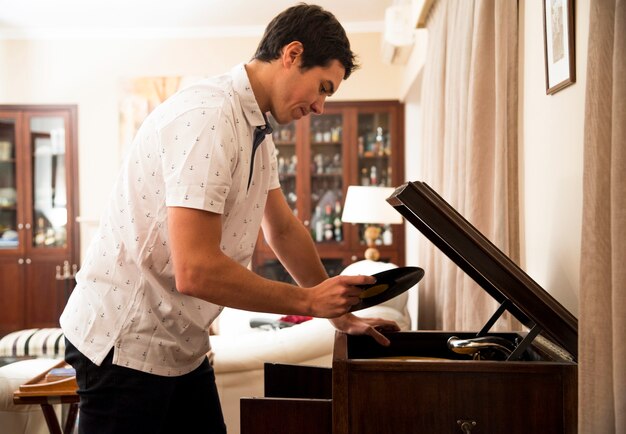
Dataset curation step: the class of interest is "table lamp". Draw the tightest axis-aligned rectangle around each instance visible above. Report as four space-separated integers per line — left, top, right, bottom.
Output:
341 185 403 261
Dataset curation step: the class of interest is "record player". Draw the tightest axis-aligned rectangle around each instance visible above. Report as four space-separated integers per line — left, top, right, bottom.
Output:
240 181 577 434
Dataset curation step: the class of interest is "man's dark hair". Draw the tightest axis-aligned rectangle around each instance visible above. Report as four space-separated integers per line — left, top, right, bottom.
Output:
253 3 359 79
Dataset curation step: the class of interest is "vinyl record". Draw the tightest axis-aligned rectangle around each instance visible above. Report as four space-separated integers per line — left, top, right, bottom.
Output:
349 266 425 312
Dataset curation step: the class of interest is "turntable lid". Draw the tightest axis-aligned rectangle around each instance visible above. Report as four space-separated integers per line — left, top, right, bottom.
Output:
387 181 578 359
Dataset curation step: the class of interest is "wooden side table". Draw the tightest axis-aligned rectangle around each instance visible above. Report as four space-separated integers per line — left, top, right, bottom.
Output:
13 359 79 434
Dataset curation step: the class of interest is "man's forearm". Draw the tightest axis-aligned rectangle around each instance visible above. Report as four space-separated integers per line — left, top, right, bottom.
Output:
266 217 328 287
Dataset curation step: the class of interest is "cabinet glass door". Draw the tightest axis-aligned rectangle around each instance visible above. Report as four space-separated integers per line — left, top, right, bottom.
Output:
356 111 395 248
30 116 68 248
0 118 19 249
309 113 344 244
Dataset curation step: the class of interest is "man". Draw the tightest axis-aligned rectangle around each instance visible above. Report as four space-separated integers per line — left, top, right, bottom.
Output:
61 4 399 433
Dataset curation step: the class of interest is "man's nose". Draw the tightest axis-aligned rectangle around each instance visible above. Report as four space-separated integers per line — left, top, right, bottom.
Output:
310 96 326 115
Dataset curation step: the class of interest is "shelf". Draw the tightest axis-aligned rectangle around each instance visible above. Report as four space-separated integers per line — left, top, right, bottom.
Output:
358 154 390 160
311 173 342 179
311 142 342 147
33 150 66 157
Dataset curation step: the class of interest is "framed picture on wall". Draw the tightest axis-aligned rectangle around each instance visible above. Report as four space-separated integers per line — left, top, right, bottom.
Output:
543 0 575 95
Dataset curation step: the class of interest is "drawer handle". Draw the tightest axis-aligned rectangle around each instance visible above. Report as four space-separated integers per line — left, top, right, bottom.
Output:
457 419 477 433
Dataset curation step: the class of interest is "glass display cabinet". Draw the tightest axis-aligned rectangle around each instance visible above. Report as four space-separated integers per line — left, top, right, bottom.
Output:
253 101 404 281
0 106 79 336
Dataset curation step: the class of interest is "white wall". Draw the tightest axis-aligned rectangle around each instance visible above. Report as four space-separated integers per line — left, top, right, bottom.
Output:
518 0 588 317
1 32 403 255
0 41 6 97
401 0 590 319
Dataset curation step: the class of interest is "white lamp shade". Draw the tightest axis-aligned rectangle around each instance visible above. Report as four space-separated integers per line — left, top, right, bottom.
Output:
341 186 403 225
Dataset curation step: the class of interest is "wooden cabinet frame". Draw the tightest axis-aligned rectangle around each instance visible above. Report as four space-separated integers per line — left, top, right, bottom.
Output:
0 105 80 336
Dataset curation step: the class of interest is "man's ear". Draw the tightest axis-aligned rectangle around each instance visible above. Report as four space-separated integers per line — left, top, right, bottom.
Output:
282 41 304 68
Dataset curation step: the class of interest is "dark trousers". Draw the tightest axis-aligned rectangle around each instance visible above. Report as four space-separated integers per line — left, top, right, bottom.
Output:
65 338 227 434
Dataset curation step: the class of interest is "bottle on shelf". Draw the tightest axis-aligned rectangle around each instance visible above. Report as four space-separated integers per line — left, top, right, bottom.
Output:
374 127 385 156
361 167 369 186
313 119 323 142
331 119 342 143
323 204 334 241
311 205 323 243
322 119 332 143
370 166 378 186
333 200 343 242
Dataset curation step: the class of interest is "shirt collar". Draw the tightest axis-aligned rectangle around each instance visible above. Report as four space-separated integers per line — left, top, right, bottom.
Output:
231 63 268 129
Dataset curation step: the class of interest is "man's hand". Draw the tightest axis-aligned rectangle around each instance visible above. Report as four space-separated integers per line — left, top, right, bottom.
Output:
306 275 376 318
329 313 401 346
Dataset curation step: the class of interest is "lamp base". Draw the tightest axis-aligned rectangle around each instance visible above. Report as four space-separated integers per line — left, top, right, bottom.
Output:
364 247 380 262
363 225 382 261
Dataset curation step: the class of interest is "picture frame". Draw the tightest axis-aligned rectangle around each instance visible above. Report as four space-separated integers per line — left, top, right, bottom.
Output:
543 0 576 95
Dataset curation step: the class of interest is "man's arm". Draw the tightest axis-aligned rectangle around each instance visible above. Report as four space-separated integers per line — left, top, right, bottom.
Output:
167 204 372 318
261 188 400 345
261 189 329 288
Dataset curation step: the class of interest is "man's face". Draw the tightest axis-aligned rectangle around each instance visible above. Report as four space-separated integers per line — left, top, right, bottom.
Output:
270 59 345 125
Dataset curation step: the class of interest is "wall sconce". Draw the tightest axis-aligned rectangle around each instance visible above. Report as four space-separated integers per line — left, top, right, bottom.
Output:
381 0 416 64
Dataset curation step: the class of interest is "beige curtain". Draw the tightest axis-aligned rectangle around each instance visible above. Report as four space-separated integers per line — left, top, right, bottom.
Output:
418 0 520 331
579 1 626 432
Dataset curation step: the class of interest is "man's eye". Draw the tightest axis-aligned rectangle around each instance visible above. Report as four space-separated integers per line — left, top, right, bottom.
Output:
320 85 327 94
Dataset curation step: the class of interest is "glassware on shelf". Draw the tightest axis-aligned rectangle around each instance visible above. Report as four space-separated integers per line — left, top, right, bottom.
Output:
271 120 296 144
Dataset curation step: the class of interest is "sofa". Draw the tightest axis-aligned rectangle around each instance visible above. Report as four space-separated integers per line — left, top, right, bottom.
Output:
0 260 412 434
0 328 65 434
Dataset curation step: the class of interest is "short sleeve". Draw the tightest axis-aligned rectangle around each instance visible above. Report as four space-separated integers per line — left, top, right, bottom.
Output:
161 106 237 214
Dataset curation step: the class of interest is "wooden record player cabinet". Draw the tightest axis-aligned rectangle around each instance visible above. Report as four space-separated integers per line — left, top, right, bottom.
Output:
241 330 576 434
331 331 576 434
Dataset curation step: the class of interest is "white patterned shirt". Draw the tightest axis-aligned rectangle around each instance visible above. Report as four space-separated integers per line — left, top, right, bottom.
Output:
61 64 280 376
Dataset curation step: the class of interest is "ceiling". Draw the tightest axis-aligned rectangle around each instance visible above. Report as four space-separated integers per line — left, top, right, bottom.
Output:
0 0 395 38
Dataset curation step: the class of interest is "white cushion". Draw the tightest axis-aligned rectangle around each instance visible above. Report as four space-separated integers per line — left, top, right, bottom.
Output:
0 358 63 434
0 329 65 359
